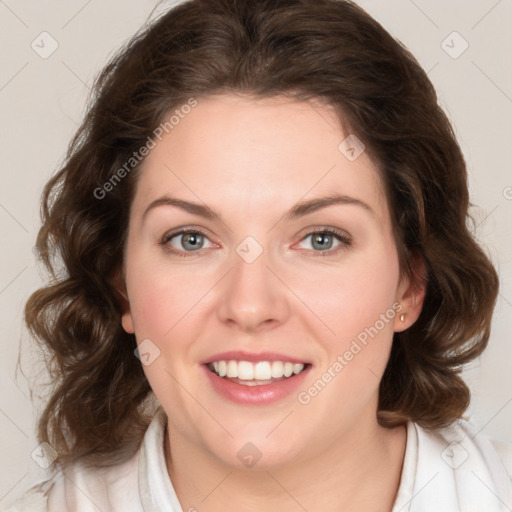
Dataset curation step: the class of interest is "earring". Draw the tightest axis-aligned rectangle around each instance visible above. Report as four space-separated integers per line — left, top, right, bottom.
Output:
400 313 406 322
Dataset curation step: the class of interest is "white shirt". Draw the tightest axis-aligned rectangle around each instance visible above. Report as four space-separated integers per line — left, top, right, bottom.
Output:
3 406 512 512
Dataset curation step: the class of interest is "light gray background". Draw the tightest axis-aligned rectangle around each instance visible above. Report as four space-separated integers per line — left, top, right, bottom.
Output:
1 0 511 505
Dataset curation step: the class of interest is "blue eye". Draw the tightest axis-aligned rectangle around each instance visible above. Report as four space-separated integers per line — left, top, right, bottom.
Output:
298 229 352 256
160 228 351 257
161 229 214 256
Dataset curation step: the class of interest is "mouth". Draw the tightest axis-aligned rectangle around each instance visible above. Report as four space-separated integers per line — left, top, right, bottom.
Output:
206 360 310 386
202 356 312 405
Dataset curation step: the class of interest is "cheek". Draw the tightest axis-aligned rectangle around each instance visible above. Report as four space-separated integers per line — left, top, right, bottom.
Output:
125 248 205 338
298 240 400 341
294 239 400 413
125 261 201 400
129 278 171 337
312 243 400 397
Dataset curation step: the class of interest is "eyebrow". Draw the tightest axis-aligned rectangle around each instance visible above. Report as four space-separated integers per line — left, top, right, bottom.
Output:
142 193 374 223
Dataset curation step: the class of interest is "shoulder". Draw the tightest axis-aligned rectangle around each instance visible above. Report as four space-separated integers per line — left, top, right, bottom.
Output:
2 449 141 512
394 418 512 512
488 436 512 480
420 418 512 480
2 407 169 512
0 478 52 512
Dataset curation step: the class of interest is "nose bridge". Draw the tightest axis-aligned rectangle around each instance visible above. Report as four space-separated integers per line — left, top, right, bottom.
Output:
216 234 289 331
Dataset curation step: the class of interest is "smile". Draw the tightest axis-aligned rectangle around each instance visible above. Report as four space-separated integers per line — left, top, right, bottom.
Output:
203 359 311 404
208 360 307 385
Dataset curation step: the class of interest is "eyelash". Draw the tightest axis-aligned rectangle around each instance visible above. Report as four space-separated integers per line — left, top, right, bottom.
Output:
159 228 352 258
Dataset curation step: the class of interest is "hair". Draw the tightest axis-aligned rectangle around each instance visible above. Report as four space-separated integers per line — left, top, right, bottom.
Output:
24 0 499 470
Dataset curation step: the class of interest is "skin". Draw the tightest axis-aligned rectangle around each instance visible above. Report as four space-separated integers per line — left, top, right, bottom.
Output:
116 94 425 511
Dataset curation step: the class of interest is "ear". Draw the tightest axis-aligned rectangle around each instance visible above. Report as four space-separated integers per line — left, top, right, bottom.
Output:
394 253 427 332
110 266 135 334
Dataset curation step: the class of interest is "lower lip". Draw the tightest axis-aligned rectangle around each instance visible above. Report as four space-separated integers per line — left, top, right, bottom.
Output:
202 365 311 405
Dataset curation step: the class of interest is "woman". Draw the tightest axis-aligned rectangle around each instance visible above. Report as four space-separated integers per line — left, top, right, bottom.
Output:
4 0 511 511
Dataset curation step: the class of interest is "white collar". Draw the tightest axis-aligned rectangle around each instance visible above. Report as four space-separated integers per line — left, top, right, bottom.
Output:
138 407 183 511
138 407 512 512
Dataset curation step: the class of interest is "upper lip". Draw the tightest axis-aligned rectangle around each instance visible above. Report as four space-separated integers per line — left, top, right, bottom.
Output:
201 351 311 365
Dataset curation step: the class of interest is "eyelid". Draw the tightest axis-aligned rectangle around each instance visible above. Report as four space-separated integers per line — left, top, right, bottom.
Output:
160 227 211 244
297 225 352 242
159 225 352 257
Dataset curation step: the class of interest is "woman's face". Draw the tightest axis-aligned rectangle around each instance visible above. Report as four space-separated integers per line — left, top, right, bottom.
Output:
120 94 420 469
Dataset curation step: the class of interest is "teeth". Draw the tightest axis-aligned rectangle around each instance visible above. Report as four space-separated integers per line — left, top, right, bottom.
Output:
254 362 272 380
226 360 238 378
209 360 306 380
293 363 304 375
238 361 254 380
271 361 283 378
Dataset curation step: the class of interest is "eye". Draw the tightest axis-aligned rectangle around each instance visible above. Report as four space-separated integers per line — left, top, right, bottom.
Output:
159 227 352 257
160 229 215 256
296 228 352 256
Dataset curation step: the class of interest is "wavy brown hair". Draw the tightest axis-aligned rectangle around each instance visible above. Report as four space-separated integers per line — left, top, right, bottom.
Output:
24 0 499 469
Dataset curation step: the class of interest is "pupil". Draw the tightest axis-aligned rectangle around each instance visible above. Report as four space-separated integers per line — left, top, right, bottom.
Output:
183 233 203 250
313 234 332 250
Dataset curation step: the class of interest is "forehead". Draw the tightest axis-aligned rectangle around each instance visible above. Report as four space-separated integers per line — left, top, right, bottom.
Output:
131 94 389 224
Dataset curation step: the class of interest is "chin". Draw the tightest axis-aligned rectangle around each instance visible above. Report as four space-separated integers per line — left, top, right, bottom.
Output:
203 428 307 471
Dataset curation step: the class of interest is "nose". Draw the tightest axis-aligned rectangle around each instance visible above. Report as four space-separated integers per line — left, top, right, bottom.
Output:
216 243 290 333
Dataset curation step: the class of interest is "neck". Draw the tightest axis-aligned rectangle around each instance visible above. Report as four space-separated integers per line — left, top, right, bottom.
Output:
164 410 407 512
